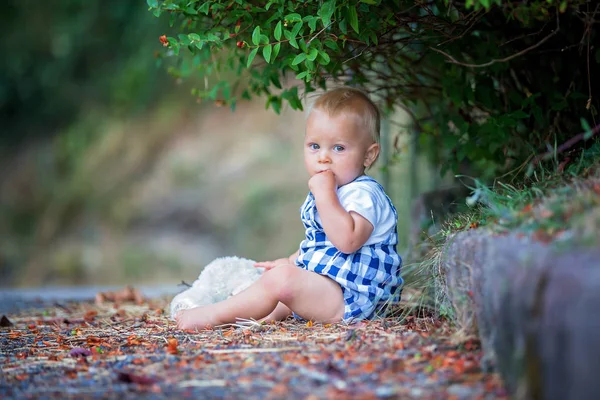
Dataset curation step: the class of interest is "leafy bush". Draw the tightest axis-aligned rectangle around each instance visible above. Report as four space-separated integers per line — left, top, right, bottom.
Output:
148 0 598 178
0 0 169 148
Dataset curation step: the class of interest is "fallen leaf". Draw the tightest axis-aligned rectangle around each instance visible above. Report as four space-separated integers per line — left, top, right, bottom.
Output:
0 315 13 327
117 371 157 385
69 347 92 358
520 204 533 214
167 337 179 355
84 310 98 321
96 286 145 306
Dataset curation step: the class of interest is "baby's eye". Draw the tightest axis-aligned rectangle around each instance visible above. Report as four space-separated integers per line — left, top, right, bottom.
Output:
309 143 320 150
333 145 345 152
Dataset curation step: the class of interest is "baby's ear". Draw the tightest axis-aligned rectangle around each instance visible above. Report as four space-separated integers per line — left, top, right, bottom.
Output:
364 143 380 168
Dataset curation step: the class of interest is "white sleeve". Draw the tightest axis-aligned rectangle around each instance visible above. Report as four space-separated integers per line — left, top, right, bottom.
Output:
337 183 381 228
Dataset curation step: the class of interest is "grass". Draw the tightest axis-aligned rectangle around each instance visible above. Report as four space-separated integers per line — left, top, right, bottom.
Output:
399 141 600 334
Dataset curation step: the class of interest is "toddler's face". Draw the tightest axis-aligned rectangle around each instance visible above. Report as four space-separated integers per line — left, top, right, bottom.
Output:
304 109 378 188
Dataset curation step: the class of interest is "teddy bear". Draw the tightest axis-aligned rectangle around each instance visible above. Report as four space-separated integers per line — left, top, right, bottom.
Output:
169 256 264 320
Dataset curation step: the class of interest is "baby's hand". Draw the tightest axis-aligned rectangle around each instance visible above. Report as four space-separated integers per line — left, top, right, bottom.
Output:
308 170 337 195
254 258 291 270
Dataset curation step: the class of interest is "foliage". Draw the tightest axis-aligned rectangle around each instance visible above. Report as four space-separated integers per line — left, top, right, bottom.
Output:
148 0 598 178
0 0 168 148
443 140 600 244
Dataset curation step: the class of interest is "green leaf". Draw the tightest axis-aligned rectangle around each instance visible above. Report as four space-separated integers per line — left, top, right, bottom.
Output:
581 118 593 139
307 48 319 61
288 93 303 110
270 73 282 88
263 44 273 63
208 83 221 100
252 26 261 46
360 0 377 4
511 110 529 119
273 43 281 60
348 6 359 34
296 71 309 80
299 38 308 53
369 32 378 45
479 0 490 8
559 1 567 13
199 2 210 15
339 19 348 35
270 96 282 114
247 48 259 68
188 33 201 42
291 21 303 39
146 0 158 8
289 36 299 49
307 16 317 32
274 21 282 41
318 51 331 65
178 34 191 45
285 13 302 23
292 53 307 65
319 0 336 28
323 39 339 51
223 82 231 100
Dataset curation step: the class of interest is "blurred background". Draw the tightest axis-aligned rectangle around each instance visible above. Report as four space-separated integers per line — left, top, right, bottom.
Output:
0 0 441 291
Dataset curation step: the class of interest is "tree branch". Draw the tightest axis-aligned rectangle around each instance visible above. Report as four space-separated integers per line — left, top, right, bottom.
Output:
429 11 560 68
531 123 600 166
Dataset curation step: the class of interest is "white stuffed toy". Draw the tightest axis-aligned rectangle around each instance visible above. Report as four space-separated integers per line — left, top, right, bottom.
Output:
169 256 264 320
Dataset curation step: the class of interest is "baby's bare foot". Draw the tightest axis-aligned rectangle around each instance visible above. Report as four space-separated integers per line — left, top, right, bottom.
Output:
176 307 215 330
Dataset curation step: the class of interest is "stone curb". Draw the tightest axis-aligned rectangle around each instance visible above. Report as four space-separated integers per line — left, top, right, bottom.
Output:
440 229 600 400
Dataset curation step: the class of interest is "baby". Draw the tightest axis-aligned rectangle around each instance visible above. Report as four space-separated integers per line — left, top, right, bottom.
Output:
176 87 403 330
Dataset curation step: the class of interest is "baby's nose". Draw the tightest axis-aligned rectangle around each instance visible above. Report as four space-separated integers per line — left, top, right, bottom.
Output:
318 149 331 163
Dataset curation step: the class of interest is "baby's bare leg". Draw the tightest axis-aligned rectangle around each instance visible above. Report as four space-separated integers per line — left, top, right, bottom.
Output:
176 265 344 330
261 302 292 322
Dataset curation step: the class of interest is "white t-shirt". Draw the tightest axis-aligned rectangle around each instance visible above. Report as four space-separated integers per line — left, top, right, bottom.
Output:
314 178 396 245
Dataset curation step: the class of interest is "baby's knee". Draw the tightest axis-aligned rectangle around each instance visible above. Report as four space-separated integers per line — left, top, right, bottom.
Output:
261 265 301 303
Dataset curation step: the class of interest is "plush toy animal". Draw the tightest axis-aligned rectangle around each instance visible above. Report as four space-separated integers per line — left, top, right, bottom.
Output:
169 256 264 320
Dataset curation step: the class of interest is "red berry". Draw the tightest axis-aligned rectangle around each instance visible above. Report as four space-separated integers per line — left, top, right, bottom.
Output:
229 33 236 38
236 41 244 48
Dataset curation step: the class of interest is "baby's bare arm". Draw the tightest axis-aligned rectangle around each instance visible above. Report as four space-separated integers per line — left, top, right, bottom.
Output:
309 172 373 254
254 250 298 270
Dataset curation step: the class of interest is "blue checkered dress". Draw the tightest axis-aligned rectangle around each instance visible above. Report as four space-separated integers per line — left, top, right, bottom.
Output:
294 175 403 322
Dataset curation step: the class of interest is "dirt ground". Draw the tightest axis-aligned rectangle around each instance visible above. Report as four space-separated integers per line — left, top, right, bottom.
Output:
0 294 507 399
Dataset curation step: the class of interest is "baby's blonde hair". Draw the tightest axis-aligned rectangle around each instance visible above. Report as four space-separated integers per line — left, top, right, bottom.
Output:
310 87 381 144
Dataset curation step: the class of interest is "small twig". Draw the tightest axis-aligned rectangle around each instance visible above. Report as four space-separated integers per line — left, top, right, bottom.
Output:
430 11 560 68
585 3 599 127
342 45 371 64
436 9 484 46
204 346 302 354
307 21 333 46
500 21 550 47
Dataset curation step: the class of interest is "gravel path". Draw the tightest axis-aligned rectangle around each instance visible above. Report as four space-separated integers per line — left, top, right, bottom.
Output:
1 294 507 399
